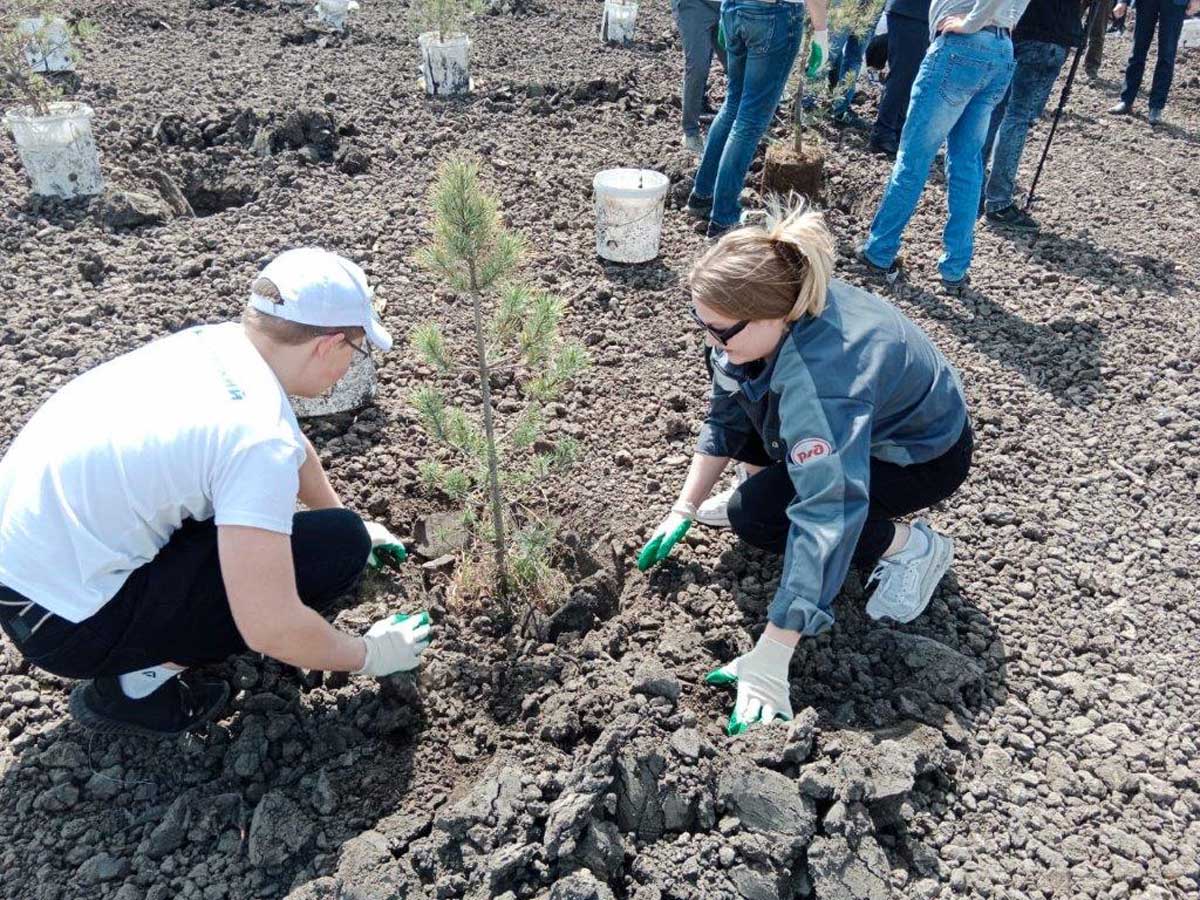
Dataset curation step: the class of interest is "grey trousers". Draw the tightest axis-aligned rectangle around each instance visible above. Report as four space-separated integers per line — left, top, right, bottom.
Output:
672 0 727 136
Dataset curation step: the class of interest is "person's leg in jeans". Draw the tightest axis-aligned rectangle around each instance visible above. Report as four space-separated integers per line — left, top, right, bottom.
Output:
871 13 930 150
984 41 1068 214
940 39 1015 283
674 0 723 143
862 33 996 271
707 1 805 230
689 5 748 208
831 31 867 118
1121 0 1162 106
978 81 1011 210
1086 0 1115 72
1147 0 1186 112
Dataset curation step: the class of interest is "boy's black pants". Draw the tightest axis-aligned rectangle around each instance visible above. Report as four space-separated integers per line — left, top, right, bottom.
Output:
0 509 370 679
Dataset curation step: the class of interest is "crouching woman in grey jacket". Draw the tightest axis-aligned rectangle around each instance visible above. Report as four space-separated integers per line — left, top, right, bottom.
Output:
638 202 973 735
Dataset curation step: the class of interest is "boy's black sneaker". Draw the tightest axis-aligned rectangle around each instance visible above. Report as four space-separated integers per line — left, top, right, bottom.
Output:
70 673 229 738
986 204 1039 231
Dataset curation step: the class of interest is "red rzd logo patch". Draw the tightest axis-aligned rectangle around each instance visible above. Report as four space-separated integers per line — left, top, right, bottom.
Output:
790 437 833 466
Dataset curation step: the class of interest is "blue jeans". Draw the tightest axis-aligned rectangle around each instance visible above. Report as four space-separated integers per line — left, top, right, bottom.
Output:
690 0 805 229
871 12 930 147
863 30 1015 283
981 40 1067 213
1120 0 1187 110
829 27 868 116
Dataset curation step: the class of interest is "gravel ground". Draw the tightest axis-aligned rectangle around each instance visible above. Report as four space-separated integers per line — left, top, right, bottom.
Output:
1 3 1198 899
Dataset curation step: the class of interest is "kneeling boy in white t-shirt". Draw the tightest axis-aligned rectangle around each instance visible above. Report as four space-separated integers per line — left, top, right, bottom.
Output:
0 248 430 737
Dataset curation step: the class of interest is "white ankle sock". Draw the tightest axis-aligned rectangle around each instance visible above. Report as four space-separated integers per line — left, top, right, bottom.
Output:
118 665 183 700
886 523 928 561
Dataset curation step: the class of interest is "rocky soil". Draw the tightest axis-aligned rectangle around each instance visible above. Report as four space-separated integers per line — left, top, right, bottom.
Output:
1 2 1198 899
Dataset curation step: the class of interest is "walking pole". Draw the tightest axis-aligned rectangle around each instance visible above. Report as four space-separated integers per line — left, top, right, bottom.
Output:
1024 0 1105 210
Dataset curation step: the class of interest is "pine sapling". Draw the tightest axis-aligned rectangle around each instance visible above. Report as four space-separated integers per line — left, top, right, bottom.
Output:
1 2 96 116
409 0 481 42
414 155 588 617
792 0 887 154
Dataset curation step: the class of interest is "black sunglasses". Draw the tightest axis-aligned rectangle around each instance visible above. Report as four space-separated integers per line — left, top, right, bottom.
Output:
347 337 371 361
690 306 749 344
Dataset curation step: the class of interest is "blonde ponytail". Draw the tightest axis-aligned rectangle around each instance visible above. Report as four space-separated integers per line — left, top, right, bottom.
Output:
688 194 835 323
763 194 833 321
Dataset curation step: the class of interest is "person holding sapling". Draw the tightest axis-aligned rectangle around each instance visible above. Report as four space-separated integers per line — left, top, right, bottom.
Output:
639 202 972 735
0 249 429 738
686 0 830 239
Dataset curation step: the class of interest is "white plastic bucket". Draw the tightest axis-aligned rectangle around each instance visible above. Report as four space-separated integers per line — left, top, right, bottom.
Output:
314 0 358 30
601 0 638 45
4 102 104 199
18 17 74 73
1181 19 1200 50
419 32 471 96
593 168 669 263
292 349 377 417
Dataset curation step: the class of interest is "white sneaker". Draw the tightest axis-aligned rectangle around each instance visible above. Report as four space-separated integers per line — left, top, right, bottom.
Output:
696 464 748 528
865 520 953 624
683 133 705 155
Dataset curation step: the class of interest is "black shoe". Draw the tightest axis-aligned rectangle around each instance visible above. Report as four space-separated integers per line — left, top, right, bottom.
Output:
854 242 903 285
868 138 898 159
685 194 713 220
70 674 229 738
941 274 970 297
705 220 735 240
833 109 869 131
986 204 1039 231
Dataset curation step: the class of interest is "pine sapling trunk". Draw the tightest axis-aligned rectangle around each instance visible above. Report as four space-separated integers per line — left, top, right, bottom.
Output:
467 258 510 605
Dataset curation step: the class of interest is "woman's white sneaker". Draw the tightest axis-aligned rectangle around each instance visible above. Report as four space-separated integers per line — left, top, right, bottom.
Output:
696 463 749 528
864 520 953 624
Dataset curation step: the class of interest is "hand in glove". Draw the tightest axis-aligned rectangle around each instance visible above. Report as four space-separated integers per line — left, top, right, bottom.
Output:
637 501 696 572
806 29 830 79
355 611 432 677
364 520 407 569
705 632 794 735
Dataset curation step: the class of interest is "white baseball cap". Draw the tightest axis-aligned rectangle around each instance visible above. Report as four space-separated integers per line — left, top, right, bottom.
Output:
250 247 392 352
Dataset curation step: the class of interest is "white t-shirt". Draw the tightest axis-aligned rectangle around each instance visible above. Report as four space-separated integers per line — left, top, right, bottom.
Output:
0 323 307 623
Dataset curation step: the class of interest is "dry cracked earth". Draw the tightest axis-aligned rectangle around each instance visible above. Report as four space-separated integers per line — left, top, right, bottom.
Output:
1 2 1198 899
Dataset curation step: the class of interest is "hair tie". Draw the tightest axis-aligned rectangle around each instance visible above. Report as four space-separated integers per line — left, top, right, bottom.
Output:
772 237 807 278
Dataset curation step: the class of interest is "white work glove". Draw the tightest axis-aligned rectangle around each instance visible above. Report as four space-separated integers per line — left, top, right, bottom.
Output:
705 632 795 735
355 611 432 677
364 520 407 569
806 28 830 79
636 500 696 571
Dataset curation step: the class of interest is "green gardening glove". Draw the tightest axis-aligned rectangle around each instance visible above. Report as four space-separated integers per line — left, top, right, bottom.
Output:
806 28 830 80
717 20 725 52
636 502 696 572
364 520 408 569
